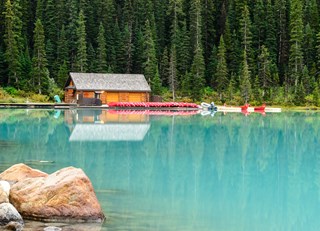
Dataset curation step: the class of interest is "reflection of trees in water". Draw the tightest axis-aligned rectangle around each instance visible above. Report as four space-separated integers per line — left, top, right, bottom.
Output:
2 111 320 229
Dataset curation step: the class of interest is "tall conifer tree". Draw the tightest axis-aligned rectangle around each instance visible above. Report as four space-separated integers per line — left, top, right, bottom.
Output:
96 23 107 73
289 0 304 92
32 19 49 94
258 45 273 99
76 10 87 72
189 0 205 100
240 50 251 103
167 0 184 99
215 35 228 100
66 0 78 70
3 0 22 86
143 19 158 91
239 4 253 74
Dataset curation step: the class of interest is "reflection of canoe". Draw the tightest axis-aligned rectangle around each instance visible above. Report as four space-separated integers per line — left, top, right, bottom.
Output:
108 102 200 108
108 109 199 116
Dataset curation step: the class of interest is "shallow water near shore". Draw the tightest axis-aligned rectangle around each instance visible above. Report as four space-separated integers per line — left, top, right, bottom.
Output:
1 109 320 230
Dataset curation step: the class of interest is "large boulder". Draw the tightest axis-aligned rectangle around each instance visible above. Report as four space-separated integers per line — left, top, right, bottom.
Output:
0 164 105 223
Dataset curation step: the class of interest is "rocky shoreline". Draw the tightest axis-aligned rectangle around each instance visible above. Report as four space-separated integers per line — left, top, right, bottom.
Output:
0 164 105 230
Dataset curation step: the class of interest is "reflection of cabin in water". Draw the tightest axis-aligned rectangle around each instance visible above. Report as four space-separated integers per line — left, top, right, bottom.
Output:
65 110 150 141
64 72 151 105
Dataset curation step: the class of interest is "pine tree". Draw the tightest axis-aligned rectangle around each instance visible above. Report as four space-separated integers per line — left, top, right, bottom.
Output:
240 51 251 103
189 0 205 100
207 45 218 87
143 19 157 90
304 0 319 32
176 22 191 82
32 19 49 94
265 0 277 62
289 0 304 92
168 0 185 99
239 4 253 74
160 47 170 87
313 81 320 106
190 45 206 101
132 28 144 74
215 35 228 100
56 0 66 28
97 0 116 66
252 75 262 103
294 81 306 105
3 0 22 86
169 47 178 100
0 47 8 85
118 24 134 73
35 0 44 22
44 0 58 76
227 73 237 103
275 0 289 82
19 47 32 90
258 45 273 99
316 31 320 79
301 65 315 95
252 0 265 56
123 0 134 28
56 25 68 67
19 0 34 47
112 20 121 72
96 23 107 73
87 42 96 72
152 67 162 95
153 0 167 56
66 0 78 70
201 0 215 65
75 10 87 72
303 24 316 70
228 29 241 76
57 61 68 88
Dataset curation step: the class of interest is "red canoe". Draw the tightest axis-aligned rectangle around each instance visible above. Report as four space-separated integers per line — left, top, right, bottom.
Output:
254 103 266 111
240 104 250 110
107 102 200 108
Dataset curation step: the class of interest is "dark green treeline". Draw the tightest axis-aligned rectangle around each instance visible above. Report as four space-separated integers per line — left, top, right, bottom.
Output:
1 0 320 105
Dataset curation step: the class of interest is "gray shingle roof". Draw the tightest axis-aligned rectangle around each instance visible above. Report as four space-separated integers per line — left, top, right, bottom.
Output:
69 72 151 92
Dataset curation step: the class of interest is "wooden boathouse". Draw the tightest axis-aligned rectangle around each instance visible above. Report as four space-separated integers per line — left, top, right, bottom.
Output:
64 72 151 105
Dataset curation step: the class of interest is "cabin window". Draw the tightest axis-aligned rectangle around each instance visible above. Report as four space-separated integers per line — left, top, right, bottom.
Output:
95 93 101 99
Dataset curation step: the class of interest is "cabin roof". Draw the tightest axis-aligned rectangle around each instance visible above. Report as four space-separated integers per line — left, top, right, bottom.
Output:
67 72 151 92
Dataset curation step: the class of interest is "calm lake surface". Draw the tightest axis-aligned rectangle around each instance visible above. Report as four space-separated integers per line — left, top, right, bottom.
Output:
1 109 320 231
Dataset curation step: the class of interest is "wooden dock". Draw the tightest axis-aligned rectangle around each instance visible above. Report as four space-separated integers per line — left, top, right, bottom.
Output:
0 103 78 109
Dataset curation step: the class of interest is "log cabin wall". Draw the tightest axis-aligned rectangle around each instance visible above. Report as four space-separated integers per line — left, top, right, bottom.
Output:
65 90 149 104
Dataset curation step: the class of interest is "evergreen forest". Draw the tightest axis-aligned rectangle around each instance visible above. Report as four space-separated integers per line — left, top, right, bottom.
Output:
1 0 320 105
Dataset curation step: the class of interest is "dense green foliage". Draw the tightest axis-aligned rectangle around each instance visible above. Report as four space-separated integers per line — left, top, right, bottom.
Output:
1 0 320 105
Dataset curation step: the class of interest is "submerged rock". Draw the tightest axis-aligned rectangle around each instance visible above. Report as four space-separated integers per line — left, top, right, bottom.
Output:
43 226 62 231
0 164 105 223
23 220 103 231
0 203 24 230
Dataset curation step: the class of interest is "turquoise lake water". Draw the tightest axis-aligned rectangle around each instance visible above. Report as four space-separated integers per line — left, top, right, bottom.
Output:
1 109 320 230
